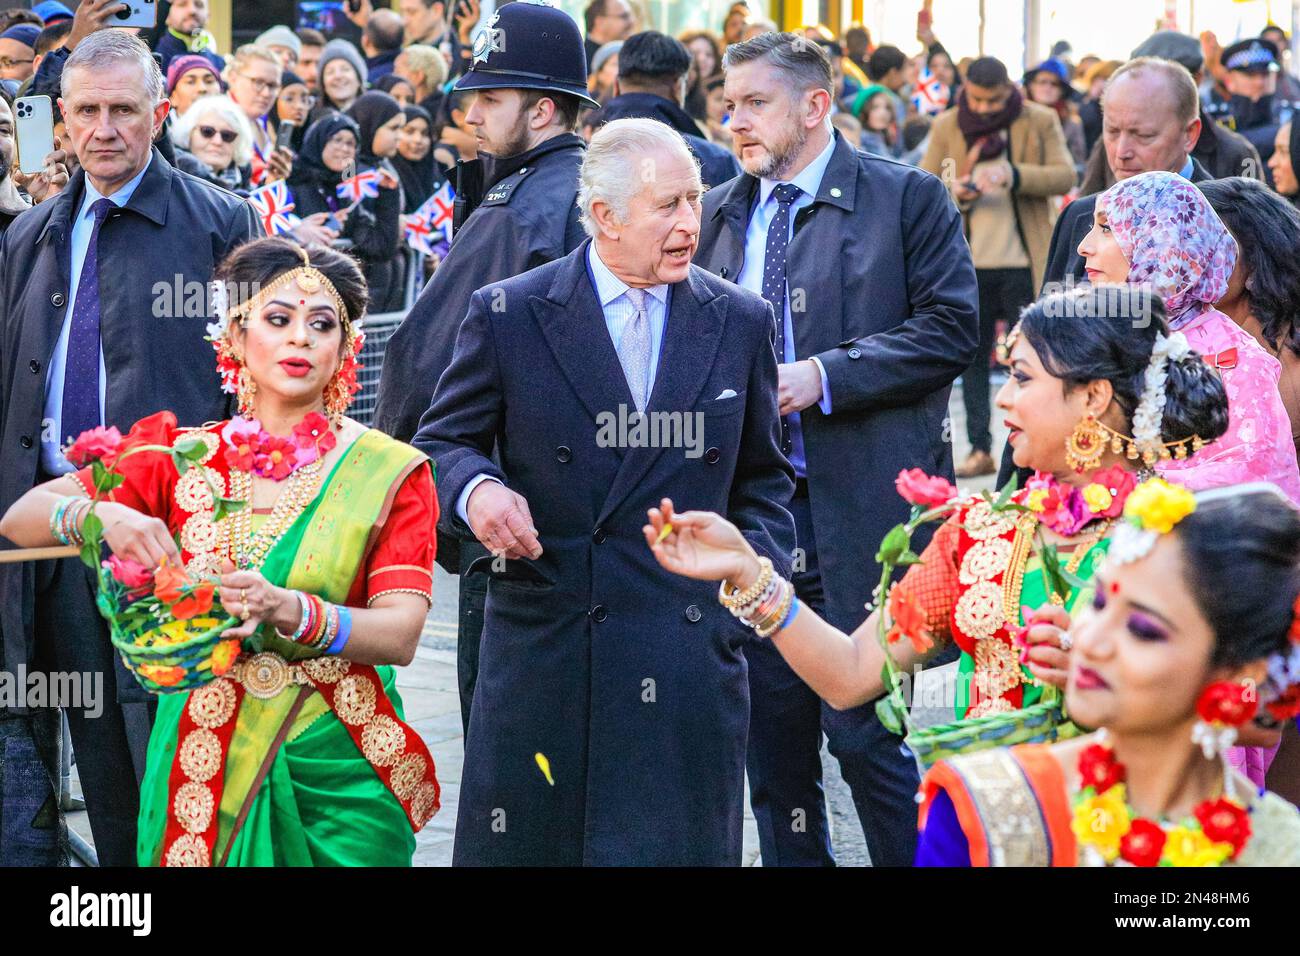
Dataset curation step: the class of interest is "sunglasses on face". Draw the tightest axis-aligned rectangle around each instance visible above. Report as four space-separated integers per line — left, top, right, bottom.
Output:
198 125 238 143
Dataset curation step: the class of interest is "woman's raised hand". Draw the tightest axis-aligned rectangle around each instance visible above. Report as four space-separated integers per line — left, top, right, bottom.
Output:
643 498 760 586
1020 603 1073 690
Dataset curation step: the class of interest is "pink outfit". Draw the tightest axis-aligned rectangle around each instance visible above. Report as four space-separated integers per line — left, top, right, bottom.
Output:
1227 743 1279 789
1158 309 1300 505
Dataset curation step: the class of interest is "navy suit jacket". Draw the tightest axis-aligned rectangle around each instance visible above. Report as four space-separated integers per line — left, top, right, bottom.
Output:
412 241 795 865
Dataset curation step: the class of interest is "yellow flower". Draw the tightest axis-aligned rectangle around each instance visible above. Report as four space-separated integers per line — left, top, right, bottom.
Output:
1071 785 1131 862
1123 478 1196 534
1026 489 1048 513
1082 483 1113 513
1161 826 1233 867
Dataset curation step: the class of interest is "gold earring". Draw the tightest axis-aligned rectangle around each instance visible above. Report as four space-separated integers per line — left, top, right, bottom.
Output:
237 366 257 418
1065 414 1106 473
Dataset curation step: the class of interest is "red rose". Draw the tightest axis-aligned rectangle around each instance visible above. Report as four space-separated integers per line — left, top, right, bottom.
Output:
252 433 298 481
1078 743 1125 793
106 554 153 598
1119 818 1166 867
1196 680 1258 727
1089 466 1137 518
895 468 957 508
1194 798 1251 859
1267 685 1300 722
65 425 123 467
171 581 215 621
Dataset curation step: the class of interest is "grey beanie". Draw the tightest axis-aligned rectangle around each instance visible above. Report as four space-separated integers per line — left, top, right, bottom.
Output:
319 38 368 94
591 40 623 77
256 26 303 58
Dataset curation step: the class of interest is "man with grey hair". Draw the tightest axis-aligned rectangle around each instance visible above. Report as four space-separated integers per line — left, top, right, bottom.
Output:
415 117 795 865
0 27 256 865
695 31 978 867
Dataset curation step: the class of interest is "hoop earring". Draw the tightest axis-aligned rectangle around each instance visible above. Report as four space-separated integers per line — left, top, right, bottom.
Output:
1064 414 1106 473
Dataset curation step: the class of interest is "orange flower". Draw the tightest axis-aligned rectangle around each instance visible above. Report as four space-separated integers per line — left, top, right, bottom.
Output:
171 581 215 620
886 585 933 654
138 664 185 687
152 561 188 604
210 639 241 676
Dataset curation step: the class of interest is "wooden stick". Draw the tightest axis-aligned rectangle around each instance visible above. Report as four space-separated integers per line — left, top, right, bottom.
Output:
0 545 80 564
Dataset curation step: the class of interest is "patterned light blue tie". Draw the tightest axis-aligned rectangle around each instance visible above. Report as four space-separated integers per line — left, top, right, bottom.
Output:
60 197 117 445
618 286 652 412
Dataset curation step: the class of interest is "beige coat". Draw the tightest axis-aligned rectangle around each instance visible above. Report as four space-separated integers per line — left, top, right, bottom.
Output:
921 101 1075 290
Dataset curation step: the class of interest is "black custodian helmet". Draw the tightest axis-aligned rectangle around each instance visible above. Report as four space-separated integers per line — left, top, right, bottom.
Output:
455 0 601 108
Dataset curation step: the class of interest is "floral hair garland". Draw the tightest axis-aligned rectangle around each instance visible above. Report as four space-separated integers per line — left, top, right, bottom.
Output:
1130 332 1192 463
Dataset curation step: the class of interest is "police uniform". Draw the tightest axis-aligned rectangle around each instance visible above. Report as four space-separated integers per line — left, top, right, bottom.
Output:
372 0 597 735
1219 38 1297 184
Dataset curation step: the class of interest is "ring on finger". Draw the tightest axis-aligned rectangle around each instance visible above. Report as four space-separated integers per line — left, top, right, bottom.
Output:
1059 632 1073 651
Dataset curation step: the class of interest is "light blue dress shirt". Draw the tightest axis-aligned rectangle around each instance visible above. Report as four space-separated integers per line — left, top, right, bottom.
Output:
455 242 670 523
735 133 836 477
40 156 154 474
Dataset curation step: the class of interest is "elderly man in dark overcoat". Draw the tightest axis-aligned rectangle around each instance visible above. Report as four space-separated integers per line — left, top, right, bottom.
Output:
415 117 795 865
0 29 257 865
694 33 978 867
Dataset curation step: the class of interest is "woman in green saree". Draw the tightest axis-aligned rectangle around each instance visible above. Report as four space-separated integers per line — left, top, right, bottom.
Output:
1 238 440 866
641 286 1230 726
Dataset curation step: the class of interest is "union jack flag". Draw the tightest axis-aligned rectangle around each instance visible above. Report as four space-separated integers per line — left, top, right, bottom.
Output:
246 181 301 236
403 180 456 255
336 167 382 203
911 67 950 116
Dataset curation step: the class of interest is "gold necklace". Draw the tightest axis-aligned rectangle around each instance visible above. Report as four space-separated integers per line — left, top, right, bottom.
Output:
222 457 325 570
1044 519 1113 607
1002 516 1113 620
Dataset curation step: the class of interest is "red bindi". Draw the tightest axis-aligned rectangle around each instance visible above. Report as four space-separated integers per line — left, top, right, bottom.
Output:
1108 581 1120 595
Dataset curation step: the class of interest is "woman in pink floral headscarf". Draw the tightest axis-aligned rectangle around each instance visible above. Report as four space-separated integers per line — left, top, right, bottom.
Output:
1080 170 1300 789
1079 170 1300 505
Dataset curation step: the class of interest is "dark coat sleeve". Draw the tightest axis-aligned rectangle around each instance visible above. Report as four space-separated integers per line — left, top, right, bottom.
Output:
729 297 797 578
410 289 507 537
815 172 978 413
222 190 261 252
344 180 402 261
1039 200 1079 294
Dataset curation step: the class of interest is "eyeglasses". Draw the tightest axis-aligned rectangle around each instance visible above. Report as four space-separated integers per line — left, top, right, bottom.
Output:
239 75 281 95
197 125 239 143
280 91 316 108
0 57 33 69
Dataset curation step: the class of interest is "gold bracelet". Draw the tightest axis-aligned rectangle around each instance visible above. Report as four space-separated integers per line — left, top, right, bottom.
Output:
719 556 772 611
755 579 796 639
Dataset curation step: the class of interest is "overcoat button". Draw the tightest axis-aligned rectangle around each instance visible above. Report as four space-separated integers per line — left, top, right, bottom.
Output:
848 347 862 360
719 267 729 278
19 435 33 449
29 359 40 374
592 527 607 544
556 445 572 463
51 292 65 307
590 604 608 622
685 605 702 623
704 447 720 464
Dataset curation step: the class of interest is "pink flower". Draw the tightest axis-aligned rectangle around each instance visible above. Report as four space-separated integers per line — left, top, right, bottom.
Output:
105 554 153 599
252 433 299 481
221 417 261 473
895 468 957 508
65 426 122 467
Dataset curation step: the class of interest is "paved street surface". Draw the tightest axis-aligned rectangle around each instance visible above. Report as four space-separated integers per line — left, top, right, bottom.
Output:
67 376 1007 867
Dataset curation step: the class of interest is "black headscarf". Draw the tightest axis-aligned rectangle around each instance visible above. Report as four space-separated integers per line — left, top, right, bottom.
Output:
346 91 404 166
390 103 437 213
287 111 361 200
1290 119 1300 206
274 70 309 153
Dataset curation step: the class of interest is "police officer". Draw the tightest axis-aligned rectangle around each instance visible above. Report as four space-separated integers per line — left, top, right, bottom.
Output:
1217 38 1297 183
373 0 596 735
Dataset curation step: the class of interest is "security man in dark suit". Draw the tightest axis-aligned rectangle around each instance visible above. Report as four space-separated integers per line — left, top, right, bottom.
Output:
694 34 977 867
0 31 257 865
372 1 596 736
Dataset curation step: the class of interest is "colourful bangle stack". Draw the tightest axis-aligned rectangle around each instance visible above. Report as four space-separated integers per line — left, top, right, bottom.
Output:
275 590 354 656
717 556 797 639
50 496 92 547
326 606 353 656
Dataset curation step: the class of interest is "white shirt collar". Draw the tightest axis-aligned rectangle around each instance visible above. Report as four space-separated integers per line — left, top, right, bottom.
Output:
79 153 154 218
759 131 837 207
588 241 670 308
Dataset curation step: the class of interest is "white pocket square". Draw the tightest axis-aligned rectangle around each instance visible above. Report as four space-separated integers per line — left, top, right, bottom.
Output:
714 388 738 400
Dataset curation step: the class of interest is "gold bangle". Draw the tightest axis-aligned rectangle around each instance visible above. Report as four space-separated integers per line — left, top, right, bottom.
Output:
719 556 772 611
755 579 795 639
